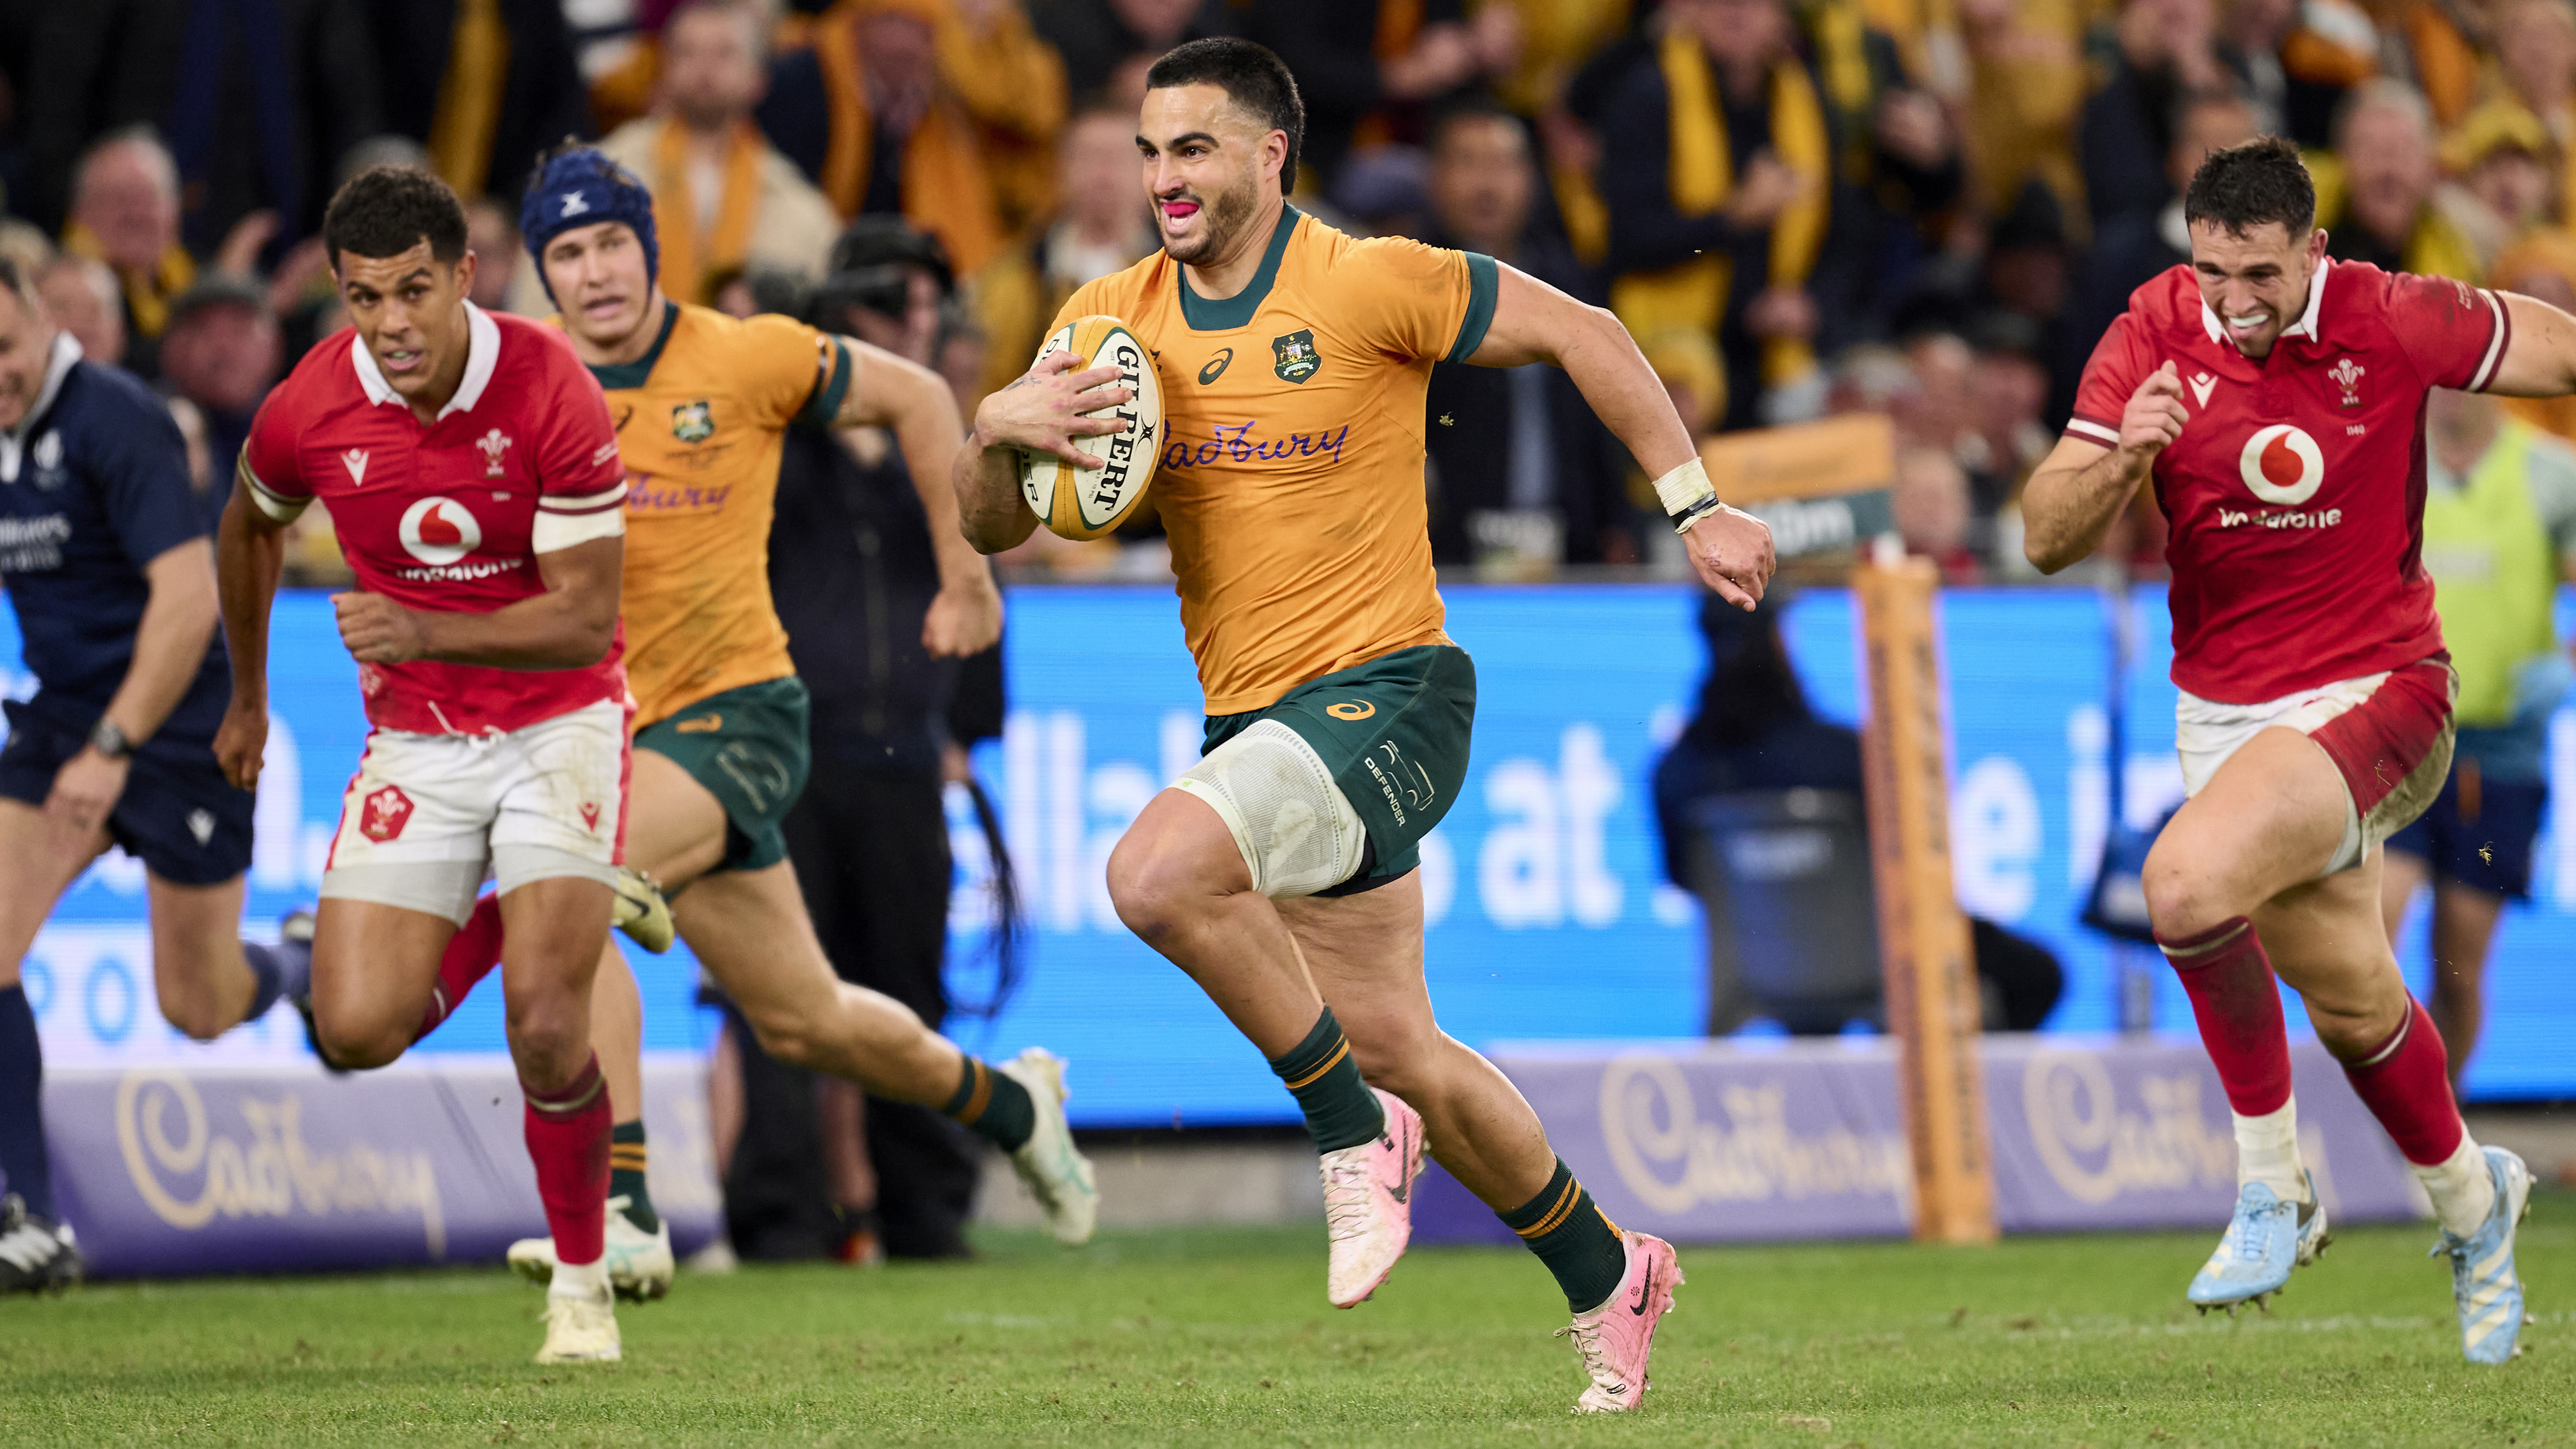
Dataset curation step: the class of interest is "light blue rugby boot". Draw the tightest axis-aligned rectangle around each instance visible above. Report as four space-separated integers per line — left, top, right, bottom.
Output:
2439 1146 2533 1365
2189 1170 2329 1313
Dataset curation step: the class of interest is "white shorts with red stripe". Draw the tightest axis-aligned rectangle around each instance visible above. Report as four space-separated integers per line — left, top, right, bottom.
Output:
2175 656 2456 878
321 697 632 924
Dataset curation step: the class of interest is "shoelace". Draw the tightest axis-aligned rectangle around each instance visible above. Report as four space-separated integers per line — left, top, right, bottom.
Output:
1554 1320 1614 1387
1323 1155 1375 1245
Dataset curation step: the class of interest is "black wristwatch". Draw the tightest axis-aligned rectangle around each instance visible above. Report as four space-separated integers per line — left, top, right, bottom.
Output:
89 718 133 761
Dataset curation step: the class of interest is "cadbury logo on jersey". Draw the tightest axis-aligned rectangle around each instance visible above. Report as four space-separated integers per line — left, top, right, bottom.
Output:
1160 419 1351 474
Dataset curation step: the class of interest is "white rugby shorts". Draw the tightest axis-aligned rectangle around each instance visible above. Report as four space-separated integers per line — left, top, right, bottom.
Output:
320 697 632 924
2174 658 2456 877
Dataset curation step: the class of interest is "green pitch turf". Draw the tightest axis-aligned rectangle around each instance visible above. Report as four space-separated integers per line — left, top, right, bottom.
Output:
5 1194 2571 1447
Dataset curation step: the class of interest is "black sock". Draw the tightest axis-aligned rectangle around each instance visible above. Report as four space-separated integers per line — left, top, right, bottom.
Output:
0 985 55 1220
1499 1158 1628 1313
609 1120 658 1234
238 941 296 1022
945 1058 1035 1152
1267 1008 1385 1154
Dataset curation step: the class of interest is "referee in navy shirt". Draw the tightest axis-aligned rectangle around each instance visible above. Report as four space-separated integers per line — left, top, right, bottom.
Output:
0 258 307 1293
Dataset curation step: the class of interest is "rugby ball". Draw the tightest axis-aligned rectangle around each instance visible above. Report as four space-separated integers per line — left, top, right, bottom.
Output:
1020 315 1163 541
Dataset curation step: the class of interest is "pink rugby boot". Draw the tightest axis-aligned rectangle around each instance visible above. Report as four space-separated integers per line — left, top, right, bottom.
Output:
1320 1088 1424 1307
1557 1231 1685 1412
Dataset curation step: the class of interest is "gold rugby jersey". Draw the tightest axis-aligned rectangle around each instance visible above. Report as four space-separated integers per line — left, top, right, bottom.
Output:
1052 205 1497 714
567 301 848 725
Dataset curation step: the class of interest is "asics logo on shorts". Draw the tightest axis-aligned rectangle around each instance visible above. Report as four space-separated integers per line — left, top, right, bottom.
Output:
1326 701 1375 720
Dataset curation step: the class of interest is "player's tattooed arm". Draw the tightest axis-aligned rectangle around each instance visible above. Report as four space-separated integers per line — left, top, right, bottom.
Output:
2483 292 2576 398
1465 262 1775 606
2022 361 2186 574
214 471 291 790
831 337 1002 656
953 350 1130 554
335 535 623 669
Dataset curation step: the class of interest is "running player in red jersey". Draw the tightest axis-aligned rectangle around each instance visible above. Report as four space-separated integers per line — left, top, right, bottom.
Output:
2027 137 2576 1363
212 167 635 1365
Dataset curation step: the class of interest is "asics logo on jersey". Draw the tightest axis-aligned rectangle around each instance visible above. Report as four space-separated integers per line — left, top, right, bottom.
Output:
2238 425 2324 506
561 190 591 218
398 496 485 566
476 428 513 477
1197 349 1233 385
341 449 369 486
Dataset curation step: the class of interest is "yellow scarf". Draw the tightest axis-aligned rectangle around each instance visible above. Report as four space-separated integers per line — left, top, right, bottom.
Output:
1610 32 1831 389
650 120 763 305
1806 0 1876 181
63 222 193 339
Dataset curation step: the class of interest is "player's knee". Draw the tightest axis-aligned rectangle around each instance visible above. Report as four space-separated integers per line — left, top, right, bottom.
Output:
503 990 590 1073
1342 1017 1441 1098
1106 828 1218 946
2140 849 2226 940
157 993 233 1043
315 1013 410 1071
740 998 827 1069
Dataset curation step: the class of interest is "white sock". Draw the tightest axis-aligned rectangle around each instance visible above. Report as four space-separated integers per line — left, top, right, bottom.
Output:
550 1255 610 1302
2415 1135 2496 1239
2233 1100 2306 1202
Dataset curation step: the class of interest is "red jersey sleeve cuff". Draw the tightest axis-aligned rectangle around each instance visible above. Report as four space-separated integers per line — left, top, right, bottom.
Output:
2064 416 2121 446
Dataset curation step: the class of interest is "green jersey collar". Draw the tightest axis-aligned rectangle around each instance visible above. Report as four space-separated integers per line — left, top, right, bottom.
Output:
1177 204 1302 332
586 300 679 391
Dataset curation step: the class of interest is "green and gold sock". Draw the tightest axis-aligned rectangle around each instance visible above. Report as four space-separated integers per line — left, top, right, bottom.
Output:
946 1058 1035 1152
1268 1008 1386 1154
609 1120 659 1234
1499 1157 1627 1313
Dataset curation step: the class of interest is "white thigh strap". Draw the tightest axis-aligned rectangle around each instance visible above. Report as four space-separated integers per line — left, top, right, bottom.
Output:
1173 718 1369 899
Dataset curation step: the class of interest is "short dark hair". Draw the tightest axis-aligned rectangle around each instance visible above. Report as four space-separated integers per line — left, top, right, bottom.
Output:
1145 38 1306 194
2182 136 2315 238
0 256 27 306
323 165 470 271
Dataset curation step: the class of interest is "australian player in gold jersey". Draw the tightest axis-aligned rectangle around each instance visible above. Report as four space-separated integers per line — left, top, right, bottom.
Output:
954 41 1773 1413
431 145 1098 1302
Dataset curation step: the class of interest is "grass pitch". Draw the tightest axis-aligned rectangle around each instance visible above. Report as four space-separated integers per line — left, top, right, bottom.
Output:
5 1194 2573 1448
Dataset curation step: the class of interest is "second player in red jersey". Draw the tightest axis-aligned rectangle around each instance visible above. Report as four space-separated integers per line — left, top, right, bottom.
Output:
2066 257 2506 703
240 295 628 735
2027 136 2576 1364
213 167 644 1367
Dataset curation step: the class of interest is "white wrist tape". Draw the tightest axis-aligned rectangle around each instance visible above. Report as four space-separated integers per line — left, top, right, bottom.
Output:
1650 456 1719 516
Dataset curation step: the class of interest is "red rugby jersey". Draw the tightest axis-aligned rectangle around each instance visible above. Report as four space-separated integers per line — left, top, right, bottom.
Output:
241 303 630 735
2067 259 2505 704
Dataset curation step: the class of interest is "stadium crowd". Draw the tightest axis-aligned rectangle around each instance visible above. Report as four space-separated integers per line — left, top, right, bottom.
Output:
14 0 2576 580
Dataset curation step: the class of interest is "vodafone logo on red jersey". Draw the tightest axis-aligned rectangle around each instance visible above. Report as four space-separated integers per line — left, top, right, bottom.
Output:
398 496 484 566
2238 425 2324 506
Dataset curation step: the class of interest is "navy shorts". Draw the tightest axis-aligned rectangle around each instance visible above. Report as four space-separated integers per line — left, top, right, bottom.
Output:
2384 759 2547 900
0 702 253 886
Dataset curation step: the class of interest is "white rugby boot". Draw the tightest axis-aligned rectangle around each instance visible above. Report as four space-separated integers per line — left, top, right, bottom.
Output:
0 1195 83 1294
999 1048 1099 1245
2441 1146 2534 1365
2188 1171 2328 1314
535 1281 622 1364
1320 1089 1424 1308
611 867 675 953
1558 1231 1685 1413
507 1198 675 1302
